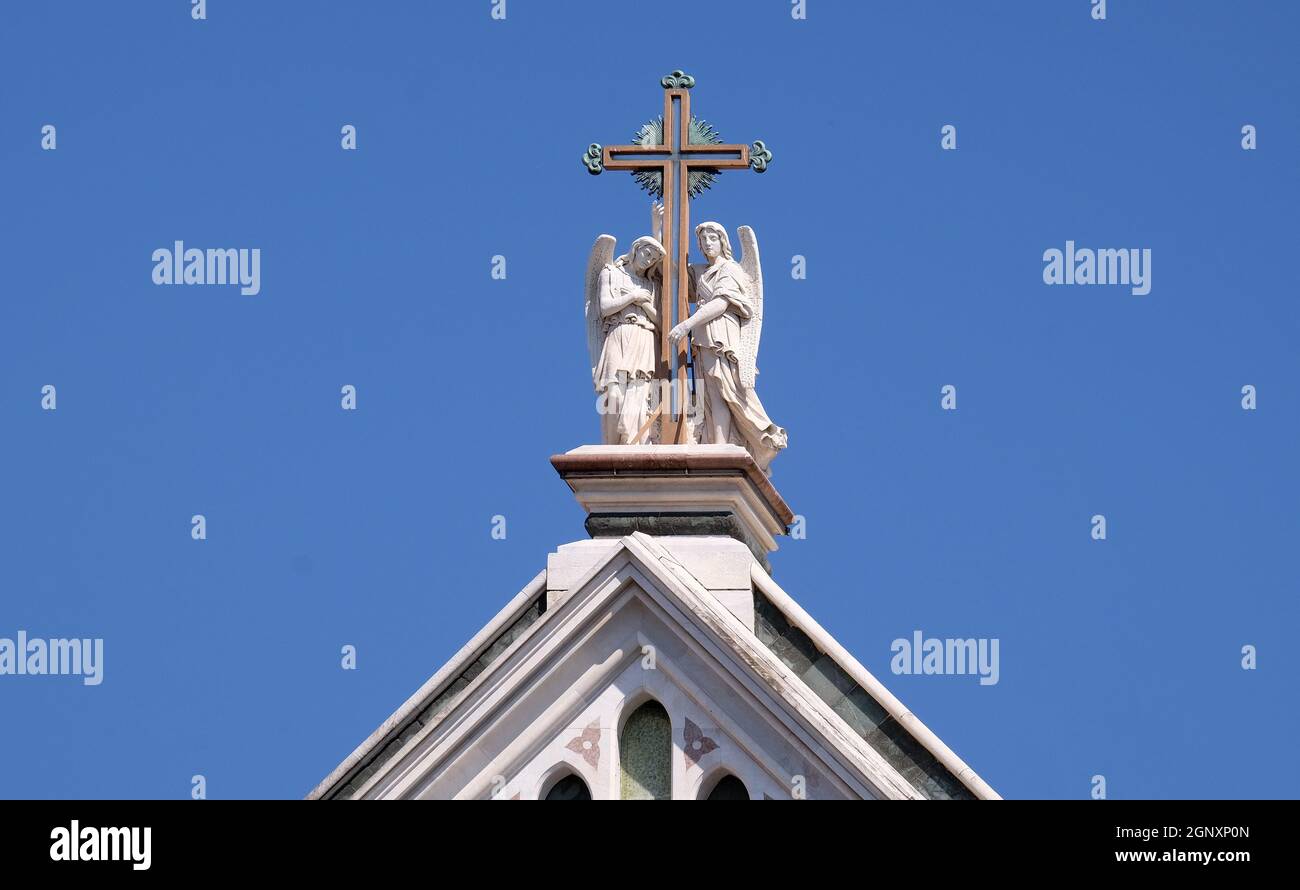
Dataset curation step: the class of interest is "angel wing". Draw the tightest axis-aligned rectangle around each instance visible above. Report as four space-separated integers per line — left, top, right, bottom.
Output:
585 234 617 389
736 225 763 389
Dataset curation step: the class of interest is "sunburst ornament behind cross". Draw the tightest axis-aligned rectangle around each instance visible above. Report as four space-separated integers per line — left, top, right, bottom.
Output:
630 116 725 199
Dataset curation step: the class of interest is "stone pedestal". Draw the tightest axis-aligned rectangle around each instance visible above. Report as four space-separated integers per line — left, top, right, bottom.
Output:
549 444 795 572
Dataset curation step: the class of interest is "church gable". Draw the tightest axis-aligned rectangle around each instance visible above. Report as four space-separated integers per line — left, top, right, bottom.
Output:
314 537 927 799
311 530 996 800
488 630 838 801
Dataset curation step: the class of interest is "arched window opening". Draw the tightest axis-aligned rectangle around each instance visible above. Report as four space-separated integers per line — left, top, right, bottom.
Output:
619 700 671 800
543 774 592 800
704 774 749 800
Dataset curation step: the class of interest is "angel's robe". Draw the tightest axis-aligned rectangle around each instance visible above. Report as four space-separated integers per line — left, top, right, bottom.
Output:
689 259 787 471
594 260 657 392
594 260 658 444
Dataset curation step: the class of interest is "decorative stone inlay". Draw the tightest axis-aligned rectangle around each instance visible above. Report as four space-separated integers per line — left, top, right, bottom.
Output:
682 717 719 769
585 511 771 571
565 720 602 769
752 590 975 800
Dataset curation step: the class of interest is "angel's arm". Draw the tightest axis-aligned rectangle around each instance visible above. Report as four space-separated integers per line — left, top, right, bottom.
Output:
683 297 728 331
716 287 755 319
698 269 755 319
652 201 663 243
668 295 727 347
599 268 652 316
641 285 659 326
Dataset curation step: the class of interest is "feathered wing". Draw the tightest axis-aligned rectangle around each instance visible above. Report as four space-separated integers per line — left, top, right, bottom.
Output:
585 234 617 389
736 225 763 389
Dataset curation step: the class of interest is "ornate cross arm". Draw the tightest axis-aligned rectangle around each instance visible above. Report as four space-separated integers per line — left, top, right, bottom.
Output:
580 70 774 193
583 138 774 176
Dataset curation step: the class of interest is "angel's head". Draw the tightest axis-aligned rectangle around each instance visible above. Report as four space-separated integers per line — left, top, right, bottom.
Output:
625 236 665 275
695 222 732 262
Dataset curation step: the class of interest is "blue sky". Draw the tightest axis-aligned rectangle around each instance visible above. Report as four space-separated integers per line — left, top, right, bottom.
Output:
2 1 1296 800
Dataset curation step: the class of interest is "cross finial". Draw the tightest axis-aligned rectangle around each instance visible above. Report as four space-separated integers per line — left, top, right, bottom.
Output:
582 74 772 443
660 70 695 90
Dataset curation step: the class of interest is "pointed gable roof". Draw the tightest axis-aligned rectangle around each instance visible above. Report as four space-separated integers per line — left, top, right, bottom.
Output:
308 532 998 800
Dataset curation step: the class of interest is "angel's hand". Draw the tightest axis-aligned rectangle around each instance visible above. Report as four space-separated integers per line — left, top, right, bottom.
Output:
668 321 692 348
631 289 654 306
651 201 664 240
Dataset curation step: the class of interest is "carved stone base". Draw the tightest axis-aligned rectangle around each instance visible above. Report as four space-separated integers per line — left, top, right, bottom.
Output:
550 445 794 571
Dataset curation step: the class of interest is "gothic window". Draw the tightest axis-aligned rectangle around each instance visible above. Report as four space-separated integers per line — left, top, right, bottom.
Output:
619 700 672 800
703 773 749 800
543 773 592 800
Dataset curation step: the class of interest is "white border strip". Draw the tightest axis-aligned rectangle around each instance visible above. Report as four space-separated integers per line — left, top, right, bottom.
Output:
305 570 548 800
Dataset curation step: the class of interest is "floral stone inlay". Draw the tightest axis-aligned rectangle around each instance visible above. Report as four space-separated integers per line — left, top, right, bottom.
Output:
683 718 719 770
565 720 601 769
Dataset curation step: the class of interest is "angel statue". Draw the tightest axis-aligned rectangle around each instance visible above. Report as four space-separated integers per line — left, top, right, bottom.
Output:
668 221 788 472
585 205 667 445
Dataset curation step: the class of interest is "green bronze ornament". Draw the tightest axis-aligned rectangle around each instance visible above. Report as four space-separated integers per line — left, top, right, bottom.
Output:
629 115 723 200
582 143 604 175
660 70 696 90
582 75 771 198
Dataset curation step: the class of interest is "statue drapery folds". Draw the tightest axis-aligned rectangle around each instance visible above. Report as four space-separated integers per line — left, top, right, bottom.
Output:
586 216 787 471
671 222 787 471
